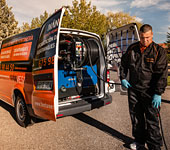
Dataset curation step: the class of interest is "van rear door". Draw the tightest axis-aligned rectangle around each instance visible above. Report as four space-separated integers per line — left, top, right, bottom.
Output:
32 8 65 120
106 23 140 92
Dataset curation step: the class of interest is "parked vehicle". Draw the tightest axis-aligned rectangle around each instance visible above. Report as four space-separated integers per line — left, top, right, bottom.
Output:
0 8 112 127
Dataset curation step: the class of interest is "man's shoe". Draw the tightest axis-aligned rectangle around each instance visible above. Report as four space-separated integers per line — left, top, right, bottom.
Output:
130 142 145 150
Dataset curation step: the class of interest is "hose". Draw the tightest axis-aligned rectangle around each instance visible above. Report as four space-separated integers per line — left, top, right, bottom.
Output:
86 38 168 149
129 86 168 150
87 39 107 82
156 108 168 150
112 83 168 150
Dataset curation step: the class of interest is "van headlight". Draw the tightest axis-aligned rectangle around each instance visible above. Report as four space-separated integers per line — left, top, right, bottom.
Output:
36 81 53 91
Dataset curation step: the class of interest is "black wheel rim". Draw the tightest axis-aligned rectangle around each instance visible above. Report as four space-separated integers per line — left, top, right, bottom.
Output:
16 99 25 122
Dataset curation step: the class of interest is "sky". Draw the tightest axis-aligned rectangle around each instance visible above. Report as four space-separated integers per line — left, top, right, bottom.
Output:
6 0 170 43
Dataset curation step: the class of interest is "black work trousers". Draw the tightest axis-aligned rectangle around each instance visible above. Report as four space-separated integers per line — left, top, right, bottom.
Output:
128 88 163 150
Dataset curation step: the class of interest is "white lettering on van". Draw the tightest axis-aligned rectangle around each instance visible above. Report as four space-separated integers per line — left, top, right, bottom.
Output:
47 19 60 32
13 46 29 57
14 52 28 57
1 55 10 59
35 102 53 109
1 50 11 55
0 49 11 59
37 36 54 49
37 43 55 55
14 47 28 53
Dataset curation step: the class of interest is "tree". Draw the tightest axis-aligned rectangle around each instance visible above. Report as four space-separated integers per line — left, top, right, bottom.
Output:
166 28 170 62
62 0 107 38
106 11 142 31
31 11 49 29
21 22 31 32
21 11 49 32
167 27 170 45
20 0 143 42
0 0 19 43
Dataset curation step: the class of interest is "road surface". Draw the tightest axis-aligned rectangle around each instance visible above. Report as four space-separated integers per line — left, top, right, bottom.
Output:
0 88 170 150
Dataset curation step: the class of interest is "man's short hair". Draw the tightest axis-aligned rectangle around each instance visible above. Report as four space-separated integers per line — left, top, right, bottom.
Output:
140 24 152 33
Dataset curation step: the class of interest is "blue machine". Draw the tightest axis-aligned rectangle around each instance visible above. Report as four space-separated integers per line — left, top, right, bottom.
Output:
58 34 100 99
58 65 97 89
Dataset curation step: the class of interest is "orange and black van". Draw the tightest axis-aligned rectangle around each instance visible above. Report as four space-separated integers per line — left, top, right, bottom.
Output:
0 27 40 127
0 8 112 127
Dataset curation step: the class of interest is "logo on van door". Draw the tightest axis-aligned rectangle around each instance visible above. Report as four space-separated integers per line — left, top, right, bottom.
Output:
33 9 62 71
47 19 60 32
17 76 25 84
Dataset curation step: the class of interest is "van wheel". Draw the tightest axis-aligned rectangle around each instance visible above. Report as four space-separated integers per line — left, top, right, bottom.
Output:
15 95 30 127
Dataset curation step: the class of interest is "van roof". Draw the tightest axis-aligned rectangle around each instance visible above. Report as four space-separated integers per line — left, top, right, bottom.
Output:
60 28 100 39
1 28 40 49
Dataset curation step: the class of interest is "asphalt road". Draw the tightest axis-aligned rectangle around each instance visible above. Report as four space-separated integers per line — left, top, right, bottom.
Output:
0 89 170 150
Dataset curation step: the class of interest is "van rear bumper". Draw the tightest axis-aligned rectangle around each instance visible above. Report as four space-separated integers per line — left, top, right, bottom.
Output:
57 94 112 118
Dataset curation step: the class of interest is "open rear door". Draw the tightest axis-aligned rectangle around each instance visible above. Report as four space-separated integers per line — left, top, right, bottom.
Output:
32 8 65 120
106 23 140 92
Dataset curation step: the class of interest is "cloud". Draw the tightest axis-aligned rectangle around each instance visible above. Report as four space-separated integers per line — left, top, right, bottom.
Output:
168 12 170 22
6 0 73 26
8 0 127 25
130 0 170 10
87 0 126 14
156 31 167 35
135 17 143 22
130 0 161 8
89 0 127 8
157 2 170 10
154 25 169 42
160 25 170 33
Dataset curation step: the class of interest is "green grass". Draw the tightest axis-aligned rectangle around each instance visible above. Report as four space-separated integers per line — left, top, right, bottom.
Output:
168 76 170 86
167 54 170 63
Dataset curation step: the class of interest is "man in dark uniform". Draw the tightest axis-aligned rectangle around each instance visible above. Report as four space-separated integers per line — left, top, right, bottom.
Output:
120 24 168 150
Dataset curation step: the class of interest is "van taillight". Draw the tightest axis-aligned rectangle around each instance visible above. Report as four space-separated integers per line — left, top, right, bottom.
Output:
57 114 64 118
107 70 110 83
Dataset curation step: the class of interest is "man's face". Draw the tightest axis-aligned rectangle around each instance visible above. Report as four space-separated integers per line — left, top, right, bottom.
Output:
139 30 153 47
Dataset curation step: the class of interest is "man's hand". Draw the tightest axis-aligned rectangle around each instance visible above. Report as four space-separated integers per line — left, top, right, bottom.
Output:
152 94 161 108
121 79 132 89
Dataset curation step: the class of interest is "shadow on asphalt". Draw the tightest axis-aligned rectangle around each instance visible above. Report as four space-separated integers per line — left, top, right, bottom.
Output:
73 113 133 149
0 100 48 127
162 99 170 104
0 100 17 121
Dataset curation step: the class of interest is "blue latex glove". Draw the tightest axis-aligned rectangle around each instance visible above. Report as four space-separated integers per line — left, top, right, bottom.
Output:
121 79 132 89
152 94 161 108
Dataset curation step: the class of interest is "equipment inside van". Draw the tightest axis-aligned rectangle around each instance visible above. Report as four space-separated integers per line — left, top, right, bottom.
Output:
0 8 112 127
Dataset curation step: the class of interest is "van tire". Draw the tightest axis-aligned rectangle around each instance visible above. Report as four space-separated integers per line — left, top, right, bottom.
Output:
15 94 30 127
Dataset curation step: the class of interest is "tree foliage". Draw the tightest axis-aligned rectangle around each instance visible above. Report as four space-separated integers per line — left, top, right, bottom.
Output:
166 27 170 55
21 11 49 32
20 0 143 40
0 0 19 43
62 0 107 38
21 22 30 33
106 11 142 31
167 28 170 44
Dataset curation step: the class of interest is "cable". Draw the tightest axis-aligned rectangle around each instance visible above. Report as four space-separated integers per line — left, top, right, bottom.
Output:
88 54 169 150
129 86 168 150
87 39 107 82
112 84 169 150
156 109 168 150
86 38 168 150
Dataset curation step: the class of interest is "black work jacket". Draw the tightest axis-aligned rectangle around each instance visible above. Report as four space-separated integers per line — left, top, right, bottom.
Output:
120 41 168 95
